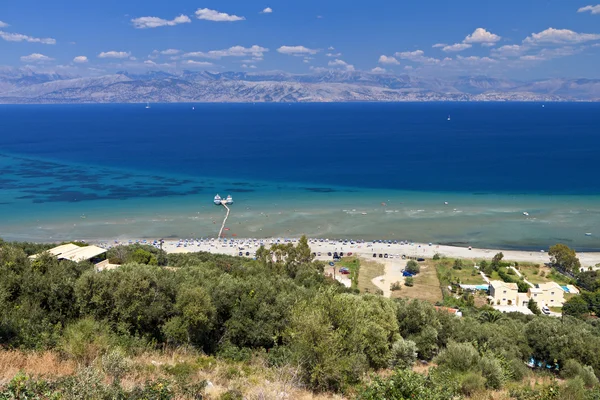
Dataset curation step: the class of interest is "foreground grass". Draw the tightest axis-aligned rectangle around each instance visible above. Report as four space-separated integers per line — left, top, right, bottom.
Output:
0 349 340 400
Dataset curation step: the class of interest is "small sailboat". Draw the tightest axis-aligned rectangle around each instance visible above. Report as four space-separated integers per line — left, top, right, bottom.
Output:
145 102 151 109
523 212 529 216
447 115 451 121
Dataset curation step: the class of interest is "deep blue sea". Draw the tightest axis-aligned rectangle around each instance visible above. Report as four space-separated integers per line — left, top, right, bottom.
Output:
1 102 600 249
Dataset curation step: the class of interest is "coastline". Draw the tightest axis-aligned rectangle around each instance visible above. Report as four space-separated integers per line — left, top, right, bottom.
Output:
93 237 600 268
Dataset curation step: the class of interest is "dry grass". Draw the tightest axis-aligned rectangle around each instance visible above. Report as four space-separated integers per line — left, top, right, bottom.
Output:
0 348 344 399
391 261 443 303
0 350 76 382
356 258 385 294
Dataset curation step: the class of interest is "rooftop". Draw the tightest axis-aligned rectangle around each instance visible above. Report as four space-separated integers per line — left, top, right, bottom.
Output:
30 243 107 262
490 280 518 290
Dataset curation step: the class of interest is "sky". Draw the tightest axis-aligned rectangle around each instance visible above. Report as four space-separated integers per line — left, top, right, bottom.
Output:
1 0 600 80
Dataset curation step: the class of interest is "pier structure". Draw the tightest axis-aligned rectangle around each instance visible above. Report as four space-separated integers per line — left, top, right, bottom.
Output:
218 200 231 239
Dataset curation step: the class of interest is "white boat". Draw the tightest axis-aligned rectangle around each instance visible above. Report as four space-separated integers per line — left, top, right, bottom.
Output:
225 195 234 205
214 194 222 205
145 102 151 109
523 212 529 216
585 233 592 236
447 115 451 121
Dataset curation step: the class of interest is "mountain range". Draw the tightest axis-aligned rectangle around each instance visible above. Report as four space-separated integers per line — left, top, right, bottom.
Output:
0 68 599 103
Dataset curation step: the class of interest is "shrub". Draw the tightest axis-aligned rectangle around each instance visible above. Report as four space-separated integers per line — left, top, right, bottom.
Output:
580 365 599 388
561 359 584 379
220 390 243 400
406 260 420 274
460 372 486 396
435 342 480 373
479 355 505 389
389 338 418 369
390 281 402 291
433 253 441 260
453 259 463 270
405 277 414 287
59 318 112 365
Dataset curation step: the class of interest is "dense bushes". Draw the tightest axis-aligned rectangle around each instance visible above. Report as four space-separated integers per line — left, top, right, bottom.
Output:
1 236 600 396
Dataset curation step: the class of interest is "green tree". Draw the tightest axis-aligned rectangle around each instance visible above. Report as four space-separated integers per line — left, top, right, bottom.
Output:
562 296 589 318
406 260 420 274
548 244 581 275
491 252 504 269
528 298 542 315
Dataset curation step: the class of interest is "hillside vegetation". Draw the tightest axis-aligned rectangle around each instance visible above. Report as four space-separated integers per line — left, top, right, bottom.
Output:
1 237 600 399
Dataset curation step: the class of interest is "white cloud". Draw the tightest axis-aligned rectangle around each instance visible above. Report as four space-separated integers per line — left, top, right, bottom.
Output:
463 28 501 45
378 55 400 65
98 51 131 59
395 50 440 64
132 14 191 29
73 56 88 63
328 46 335 50
578 5 600 14
327 59 355 71
371 67 386 73
523 28 600 45
161 49 180 55
326 52 342 57
195 8 245 22
184 45 268 59
260 7 273 14
432 43 446 48
242 64 257 68
20 53 54 63
0 21 9 28
277 45 319 55
456 55 497 64
520 55 543 61
442 43 472 52
183 60 213 66
404 65 413 70
0 30 56 44
491 44 525 57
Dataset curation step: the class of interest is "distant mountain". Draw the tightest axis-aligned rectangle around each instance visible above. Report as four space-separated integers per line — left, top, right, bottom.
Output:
0 68 597 103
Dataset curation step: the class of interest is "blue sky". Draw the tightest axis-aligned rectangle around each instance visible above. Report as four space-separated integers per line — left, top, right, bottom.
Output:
1 0 600 79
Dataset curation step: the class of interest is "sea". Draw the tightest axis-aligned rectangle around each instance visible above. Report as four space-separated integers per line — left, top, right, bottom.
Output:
1 102 599 250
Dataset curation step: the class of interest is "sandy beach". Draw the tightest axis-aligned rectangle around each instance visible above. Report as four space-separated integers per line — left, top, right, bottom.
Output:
94 237 600 269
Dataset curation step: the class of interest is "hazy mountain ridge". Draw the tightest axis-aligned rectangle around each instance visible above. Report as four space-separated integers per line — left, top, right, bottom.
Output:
0 69 597 103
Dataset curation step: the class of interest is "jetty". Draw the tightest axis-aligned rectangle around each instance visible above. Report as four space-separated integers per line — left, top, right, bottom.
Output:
214 194 234 238
218 200 231 238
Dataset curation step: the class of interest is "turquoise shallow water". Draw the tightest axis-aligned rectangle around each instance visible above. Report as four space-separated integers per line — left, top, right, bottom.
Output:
1 152 599 250
1 103 600 250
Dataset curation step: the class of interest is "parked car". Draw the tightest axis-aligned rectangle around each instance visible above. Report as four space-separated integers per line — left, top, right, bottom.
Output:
541 306 550 315
339 267 350 275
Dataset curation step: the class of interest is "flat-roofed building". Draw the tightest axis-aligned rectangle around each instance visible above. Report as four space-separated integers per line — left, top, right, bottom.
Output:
30 243 107 263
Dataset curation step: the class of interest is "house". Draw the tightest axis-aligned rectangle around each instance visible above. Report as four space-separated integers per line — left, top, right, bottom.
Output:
30 243 107 263
528 282 565 308
489 281 518 306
